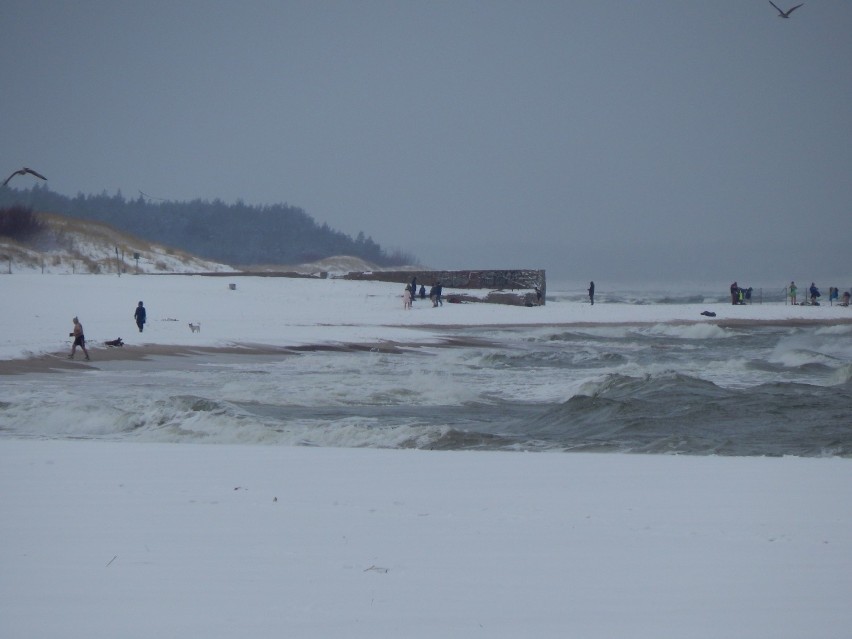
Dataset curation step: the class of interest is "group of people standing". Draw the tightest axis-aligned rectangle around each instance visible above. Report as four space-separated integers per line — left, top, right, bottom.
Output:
403 277 443 309
788 282 849 306
788 281 820 305
787 281 847 306
729 282 753 305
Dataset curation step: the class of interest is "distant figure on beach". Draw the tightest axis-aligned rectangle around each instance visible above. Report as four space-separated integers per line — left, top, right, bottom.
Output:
588 281 595 305
842 291 851 307
829 287 839 305
789 281 797 305
134 301 147 332
410 277 418 302
730 281 739 305
435 282 443 306
809 282 820 305
419 285 426 300
403 284 412 310
68 317 90 361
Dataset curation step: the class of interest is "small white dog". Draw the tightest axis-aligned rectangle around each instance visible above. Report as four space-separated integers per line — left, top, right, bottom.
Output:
188 322 201 333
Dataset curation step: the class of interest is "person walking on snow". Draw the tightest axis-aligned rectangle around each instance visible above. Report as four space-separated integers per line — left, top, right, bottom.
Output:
68 317 90 360
588 281 595 305
134 301 147 332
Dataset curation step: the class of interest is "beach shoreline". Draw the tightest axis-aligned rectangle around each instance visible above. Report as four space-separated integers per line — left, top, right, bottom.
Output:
4 315 851 376
2 274 850 364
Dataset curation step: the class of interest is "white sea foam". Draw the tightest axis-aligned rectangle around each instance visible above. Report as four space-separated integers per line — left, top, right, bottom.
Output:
768 332 847 369
641 323 732 340
830 364 852 385
815 324 852 336
768 348 833 369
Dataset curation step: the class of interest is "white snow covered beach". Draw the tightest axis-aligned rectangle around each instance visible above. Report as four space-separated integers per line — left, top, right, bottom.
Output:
2 440 850 639
1 273 849 365
2 273 851 638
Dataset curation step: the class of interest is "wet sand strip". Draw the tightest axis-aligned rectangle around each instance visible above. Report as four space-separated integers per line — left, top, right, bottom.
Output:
0 335 499 376
2 316 848 376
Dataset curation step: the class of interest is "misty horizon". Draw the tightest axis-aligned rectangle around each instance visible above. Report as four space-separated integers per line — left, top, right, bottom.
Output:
3 2 850 285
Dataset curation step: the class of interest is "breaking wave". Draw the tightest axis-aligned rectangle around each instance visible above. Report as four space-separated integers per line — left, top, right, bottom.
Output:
2 320 850 457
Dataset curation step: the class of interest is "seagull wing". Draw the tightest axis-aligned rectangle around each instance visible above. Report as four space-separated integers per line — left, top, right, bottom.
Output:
2 170 23 187
768 0 784 15
786 3 803 15
23 167 47 180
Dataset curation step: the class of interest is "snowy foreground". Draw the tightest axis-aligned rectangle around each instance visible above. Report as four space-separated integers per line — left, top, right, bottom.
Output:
2 274 851 638
2 441 850 639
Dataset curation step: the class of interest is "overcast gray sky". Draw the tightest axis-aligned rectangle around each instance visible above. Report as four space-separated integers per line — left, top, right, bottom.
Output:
3 1 850 285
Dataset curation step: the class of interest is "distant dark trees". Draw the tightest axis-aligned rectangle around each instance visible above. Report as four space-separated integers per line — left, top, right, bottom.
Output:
0 205 45 239
0 185 416 267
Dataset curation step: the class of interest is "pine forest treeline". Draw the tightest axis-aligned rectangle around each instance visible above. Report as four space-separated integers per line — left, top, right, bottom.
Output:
0 186 415 267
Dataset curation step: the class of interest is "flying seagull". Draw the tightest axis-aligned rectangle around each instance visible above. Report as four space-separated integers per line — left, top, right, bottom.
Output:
3 167 48 187
769 1 803 18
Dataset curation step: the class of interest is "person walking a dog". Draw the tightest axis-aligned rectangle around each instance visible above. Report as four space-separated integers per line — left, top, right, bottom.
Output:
134 301 147 332
68 316 90 360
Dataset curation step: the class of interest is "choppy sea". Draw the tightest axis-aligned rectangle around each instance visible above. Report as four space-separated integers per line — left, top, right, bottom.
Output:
2 288 851 457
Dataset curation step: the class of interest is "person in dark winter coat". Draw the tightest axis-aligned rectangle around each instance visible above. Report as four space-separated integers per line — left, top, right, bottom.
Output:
134 301 147 332
588 281 595 305
809 283 820 305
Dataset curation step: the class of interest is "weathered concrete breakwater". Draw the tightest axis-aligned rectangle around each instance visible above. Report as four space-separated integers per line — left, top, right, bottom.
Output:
194 268 546 306
341 269 546 306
